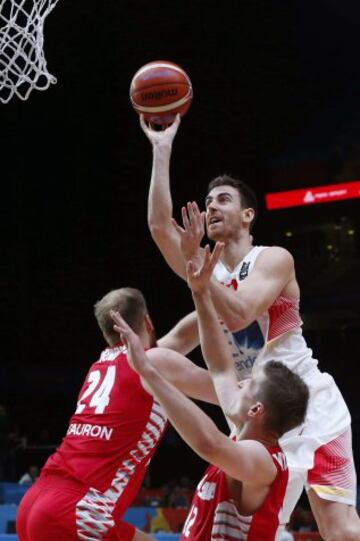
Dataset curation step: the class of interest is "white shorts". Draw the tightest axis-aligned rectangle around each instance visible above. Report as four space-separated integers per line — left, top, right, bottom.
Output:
279 369 356 519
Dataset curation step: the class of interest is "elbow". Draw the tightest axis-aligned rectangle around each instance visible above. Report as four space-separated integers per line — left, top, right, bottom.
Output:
226 318 244 333
148 222 168 243
223 305 257 333
224 313 248 333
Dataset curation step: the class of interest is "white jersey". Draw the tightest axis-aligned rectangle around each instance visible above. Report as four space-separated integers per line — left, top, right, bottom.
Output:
214 245 354 510
213 245 318 380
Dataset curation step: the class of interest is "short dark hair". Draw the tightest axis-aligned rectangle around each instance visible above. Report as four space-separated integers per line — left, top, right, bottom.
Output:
94 287 148 341
206 174 258 230
256 361 309 436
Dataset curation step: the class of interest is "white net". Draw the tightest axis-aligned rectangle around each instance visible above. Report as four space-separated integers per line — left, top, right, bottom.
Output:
0 0 59 104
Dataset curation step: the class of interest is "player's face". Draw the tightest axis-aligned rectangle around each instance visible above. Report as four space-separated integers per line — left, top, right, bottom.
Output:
236 377 256 419
205 185 244 241
236 369 265 420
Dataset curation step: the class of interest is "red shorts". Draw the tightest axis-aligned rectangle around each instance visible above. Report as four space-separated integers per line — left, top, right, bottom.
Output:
16 473 136 541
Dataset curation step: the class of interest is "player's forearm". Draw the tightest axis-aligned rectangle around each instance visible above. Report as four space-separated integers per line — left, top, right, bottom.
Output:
209 279 250 331
192 289 233 373
147 145 174 233
157 311 199 355
192 289 243 419
142 364 224 461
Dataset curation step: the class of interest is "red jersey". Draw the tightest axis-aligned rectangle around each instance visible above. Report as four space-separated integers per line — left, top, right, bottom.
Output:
181 445 289 541
43 343 167 520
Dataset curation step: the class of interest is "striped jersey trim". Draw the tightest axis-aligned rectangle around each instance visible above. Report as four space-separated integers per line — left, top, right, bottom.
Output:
75 400 166 540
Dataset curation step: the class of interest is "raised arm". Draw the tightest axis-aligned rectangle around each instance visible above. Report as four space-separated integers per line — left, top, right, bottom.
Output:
157 310 199 355
111 312 275 486
186 244 248 423
141 114 186 278
111 311 214 405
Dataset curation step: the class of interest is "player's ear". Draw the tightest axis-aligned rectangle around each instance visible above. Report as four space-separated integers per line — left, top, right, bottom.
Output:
242 207 255 226
144 314 154 335
248 402 264 418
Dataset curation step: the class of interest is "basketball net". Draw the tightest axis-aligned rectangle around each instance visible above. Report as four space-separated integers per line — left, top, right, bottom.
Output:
0 0 59 104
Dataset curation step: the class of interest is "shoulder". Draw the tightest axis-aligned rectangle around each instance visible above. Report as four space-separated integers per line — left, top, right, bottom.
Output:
234 440 277 485
257 245 294 261
236 439 273 457
254 246 294 272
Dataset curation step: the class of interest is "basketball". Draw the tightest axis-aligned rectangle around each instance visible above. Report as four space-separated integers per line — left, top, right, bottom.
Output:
130 60 193 125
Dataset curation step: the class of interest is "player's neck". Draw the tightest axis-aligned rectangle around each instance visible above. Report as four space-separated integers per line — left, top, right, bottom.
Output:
139 329 152 350
238 423 278 448
221 236 253 271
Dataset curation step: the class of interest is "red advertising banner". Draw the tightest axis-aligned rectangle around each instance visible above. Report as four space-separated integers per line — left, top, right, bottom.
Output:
265 180 360 210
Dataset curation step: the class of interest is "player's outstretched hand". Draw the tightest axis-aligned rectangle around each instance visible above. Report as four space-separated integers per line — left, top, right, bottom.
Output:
171 201 205 261
140 113 180 148
186 242 224 294
110 310 150 375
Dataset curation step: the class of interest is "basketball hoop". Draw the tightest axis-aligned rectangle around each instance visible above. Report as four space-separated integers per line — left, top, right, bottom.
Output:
0 0 59 104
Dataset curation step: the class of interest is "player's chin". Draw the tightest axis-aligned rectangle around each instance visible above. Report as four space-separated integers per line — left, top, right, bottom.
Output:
206 225 224 242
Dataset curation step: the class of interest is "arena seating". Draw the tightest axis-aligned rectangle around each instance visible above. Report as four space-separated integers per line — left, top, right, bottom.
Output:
0 483 322 541
0 485 27 506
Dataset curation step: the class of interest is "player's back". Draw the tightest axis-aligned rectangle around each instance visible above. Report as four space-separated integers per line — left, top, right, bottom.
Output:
43 343 167 509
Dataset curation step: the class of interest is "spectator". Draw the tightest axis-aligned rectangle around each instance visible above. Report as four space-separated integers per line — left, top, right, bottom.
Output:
162 478 177 507
18 465 39 486
168 486 190 509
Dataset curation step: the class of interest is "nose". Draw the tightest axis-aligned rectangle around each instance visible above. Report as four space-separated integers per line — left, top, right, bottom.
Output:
207 199 218 213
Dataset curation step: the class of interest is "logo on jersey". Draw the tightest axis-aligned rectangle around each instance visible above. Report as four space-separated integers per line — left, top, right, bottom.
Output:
67 423 113 441
196 475 216 501
230 320 265 376
239 261 250 281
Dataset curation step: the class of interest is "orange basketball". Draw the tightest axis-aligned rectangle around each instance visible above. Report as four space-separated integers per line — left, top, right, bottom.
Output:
130 60 193 125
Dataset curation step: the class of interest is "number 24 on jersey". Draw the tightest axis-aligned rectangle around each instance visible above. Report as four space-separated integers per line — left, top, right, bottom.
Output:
75 366 116 414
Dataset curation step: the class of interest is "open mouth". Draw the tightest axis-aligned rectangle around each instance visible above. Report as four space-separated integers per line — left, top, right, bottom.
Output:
208 216 222 226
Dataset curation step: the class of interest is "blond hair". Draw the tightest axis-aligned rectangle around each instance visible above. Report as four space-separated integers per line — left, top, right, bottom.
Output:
94 287 148 342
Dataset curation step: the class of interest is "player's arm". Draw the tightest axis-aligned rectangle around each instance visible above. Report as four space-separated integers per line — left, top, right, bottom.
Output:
141 114 187 278
157 310 199 355
111 312 275 486
111 309 216 405
157 307 236 431
209 247 296 331
192 288 245 422
143 365 275 486
186 243 247 423
146 347 217 405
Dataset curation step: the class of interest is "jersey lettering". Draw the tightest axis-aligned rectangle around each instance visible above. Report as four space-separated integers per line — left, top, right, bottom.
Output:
197 476 216 501
183 505 198 537
67 422 113 440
